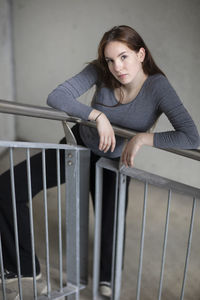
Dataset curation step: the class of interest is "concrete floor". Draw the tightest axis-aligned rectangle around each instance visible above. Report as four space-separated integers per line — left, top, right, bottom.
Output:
0 148 200 300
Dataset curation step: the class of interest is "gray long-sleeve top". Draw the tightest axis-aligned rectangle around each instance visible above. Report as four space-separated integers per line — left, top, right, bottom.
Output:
47 64 200 158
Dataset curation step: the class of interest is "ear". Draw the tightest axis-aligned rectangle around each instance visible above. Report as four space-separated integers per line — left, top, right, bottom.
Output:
138 47 146 62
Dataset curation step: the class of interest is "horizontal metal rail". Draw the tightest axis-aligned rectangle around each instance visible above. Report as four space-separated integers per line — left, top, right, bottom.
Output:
0 99 200 161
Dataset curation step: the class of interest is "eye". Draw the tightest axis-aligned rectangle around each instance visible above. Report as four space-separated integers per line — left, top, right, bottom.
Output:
121 55 127 61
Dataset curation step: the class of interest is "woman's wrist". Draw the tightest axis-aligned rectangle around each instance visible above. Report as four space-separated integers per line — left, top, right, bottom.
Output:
88 109 104 121
95 112 103 121
136 132 154 147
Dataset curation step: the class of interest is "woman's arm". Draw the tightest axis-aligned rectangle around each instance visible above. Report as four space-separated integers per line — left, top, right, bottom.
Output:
88 110 116 153
47 64 98 120
153 76 200 149
121 76 199 167
121 133 154 167
47 64 116 152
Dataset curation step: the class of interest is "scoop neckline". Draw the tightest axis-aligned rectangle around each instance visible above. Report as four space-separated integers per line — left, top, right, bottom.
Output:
112 75 150 105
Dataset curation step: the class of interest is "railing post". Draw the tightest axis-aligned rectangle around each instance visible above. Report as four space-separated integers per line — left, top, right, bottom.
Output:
93 164 103 300
113 173 127 300
65 147 90 300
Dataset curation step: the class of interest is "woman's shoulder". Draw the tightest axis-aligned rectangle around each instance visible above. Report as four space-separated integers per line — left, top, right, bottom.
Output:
64 63 101 90
148 73 168 86
147 73 174 96
82 63 102 86
78 63 99 80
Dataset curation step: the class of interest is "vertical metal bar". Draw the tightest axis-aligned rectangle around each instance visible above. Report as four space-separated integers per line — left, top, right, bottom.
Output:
136 181 148 300
26 148 37 299
180 197 196 300
42 149 51 296
65 149 80 300
158 189 171 300
113 173 127 300
111 171 119 297
56 149 63 292
78 149 90 286
0 233 7 300
93 165 103 300
75 150 80 300
9 147 23 299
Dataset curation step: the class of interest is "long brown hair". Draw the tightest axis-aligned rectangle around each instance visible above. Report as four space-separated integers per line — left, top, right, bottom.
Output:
92 25 165 90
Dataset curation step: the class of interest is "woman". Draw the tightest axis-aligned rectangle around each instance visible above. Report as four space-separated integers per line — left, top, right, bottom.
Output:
47 25 199 296
0 25 199 297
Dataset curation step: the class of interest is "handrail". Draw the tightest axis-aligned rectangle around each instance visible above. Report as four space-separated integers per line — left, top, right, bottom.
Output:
0 99 200 161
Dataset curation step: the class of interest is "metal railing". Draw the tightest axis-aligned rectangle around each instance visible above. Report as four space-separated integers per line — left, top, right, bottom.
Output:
93 158 200 300
0 140 90 300
0 99 200 300
0 99 200 161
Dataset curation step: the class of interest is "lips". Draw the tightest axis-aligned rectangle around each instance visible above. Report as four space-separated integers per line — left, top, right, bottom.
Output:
118 74 127 79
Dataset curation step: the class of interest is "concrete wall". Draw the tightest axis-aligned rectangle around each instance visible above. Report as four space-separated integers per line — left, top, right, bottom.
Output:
0 0 15 154
12 0 200 187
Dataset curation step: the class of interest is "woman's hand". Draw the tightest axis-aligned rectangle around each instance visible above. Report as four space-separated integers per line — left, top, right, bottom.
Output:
88 110 116 153
121 133 154 167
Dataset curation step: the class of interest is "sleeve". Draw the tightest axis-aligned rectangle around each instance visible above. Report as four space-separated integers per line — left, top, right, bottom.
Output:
47 63 98 120
153 76 200 149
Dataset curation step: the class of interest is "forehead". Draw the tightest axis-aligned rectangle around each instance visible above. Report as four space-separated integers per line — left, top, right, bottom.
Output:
104 41 132 58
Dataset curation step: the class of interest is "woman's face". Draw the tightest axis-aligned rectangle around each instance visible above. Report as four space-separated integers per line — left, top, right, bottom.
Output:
104 41 145 85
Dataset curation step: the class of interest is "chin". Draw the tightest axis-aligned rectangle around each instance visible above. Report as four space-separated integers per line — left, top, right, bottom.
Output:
118 77 130 84
121 79 132 85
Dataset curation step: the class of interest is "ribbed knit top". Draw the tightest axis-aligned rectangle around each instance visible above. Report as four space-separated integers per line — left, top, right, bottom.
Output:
47 64 199 158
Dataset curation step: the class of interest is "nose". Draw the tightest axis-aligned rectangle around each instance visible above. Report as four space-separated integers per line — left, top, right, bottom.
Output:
113 60 122 72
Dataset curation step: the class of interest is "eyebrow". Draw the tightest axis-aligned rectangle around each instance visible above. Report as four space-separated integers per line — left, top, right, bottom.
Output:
105 51 127 60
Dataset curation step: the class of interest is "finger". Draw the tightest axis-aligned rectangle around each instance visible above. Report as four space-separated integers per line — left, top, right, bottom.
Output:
99 136 109 151
102 136 108 150
128 155 134 167
111 136 116 152
121 149 126 165
122 152 129 167
126 154 133 168
104 137 111 153
126 155 130 167
122 147 129 166
99 135 105 150
121 140 128 162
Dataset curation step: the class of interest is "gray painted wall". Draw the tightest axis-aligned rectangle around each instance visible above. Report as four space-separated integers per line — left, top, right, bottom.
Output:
10 0 200 186
0 0 15 154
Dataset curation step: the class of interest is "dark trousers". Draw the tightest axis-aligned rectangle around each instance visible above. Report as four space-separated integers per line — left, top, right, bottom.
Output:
0 124 130 281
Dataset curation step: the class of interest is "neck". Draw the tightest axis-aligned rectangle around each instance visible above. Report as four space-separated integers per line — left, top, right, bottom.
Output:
117 70 147 104
122 70 148 94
